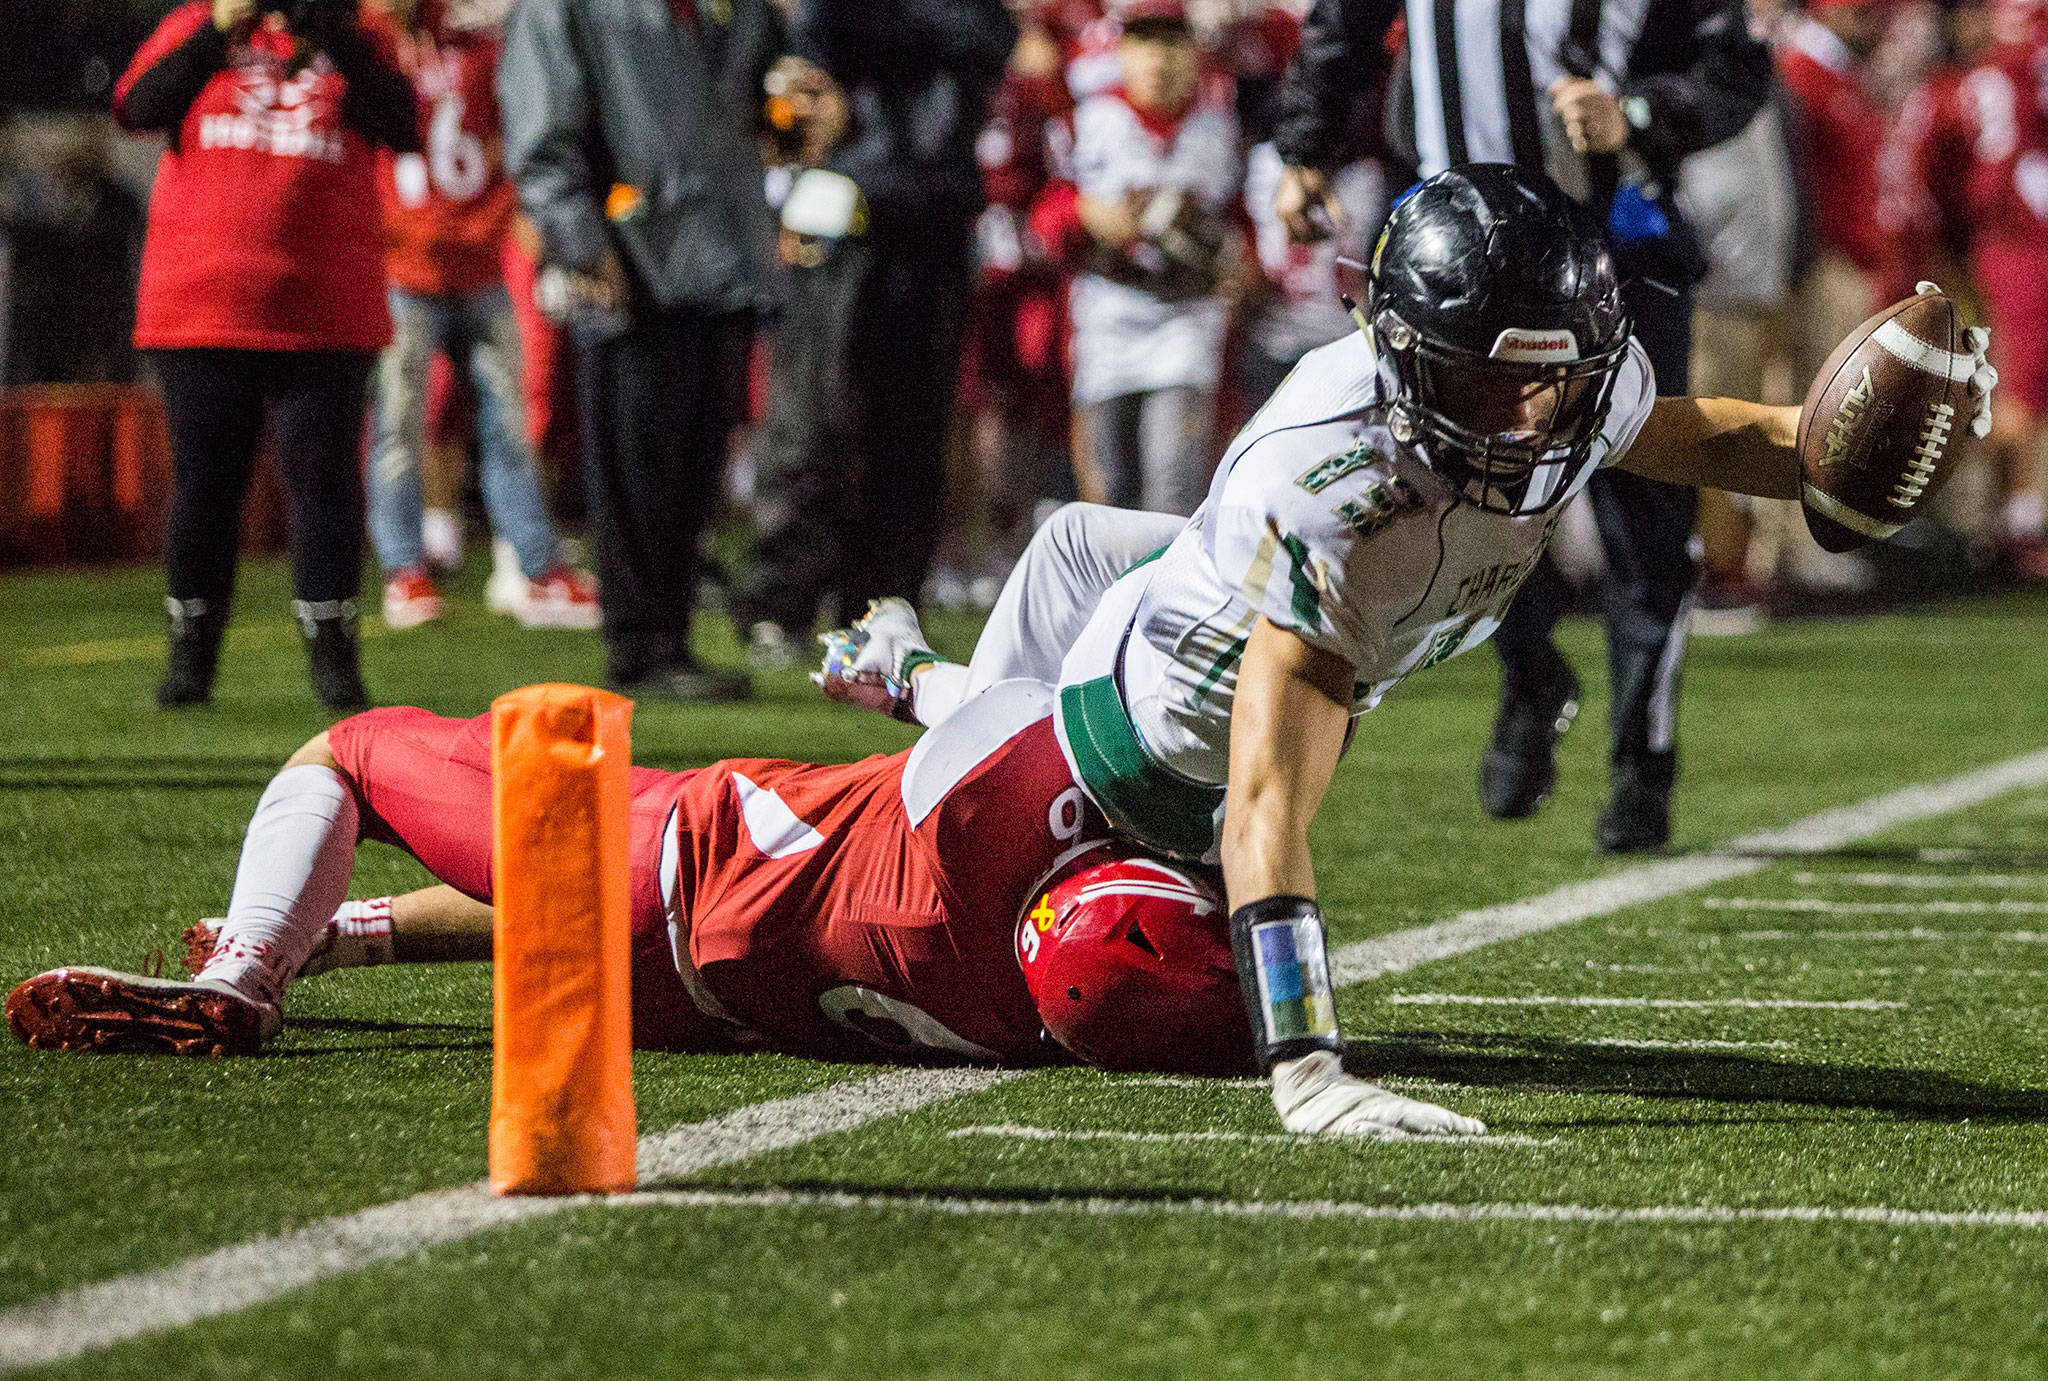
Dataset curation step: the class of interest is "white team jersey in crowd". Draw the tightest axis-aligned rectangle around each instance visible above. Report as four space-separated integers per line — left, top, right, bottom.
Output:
1066 94 1242 408
1052 328 1656 856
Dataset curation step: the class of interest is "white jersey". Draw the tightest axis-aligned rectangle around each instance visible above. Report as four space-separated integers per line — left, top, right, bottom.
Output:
1051 329 1656 855
1066 94 1242 407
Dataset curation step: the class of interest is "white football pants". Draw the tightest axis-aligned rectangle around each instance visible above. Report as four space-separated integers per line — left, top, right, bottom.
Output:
914 502 1187 728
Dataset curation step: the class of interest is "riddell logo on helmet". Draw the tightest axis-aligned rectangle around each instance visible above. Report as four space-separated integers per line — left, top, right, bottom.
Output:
1489 329 1580 362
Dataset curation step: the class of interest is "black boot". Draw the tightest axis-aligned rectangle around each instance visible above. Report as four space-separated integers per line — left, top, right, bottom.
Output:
294 599 370 712
1478 655 1583 820
157 597 228 708
1596 754 1675 854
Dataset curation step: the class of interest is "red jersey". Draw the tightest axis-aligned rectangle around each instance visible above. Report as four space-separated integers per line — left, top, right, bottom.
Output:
116 3 395 352
328 690 1105 1066
372 7 516 298
1778 18 1889 275
671 704 1100 1064
1877 65 1974 299
1957 38 2048 247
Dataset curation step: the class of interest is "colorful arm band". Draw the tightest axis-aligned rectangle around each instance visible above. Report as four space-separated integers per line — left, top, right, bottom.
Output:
1229 895 1344 1069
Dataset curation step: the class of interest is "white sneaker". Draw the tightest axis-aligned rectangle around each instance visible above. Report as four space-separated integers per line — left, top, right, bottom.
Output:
814 597 938 722
382 567 445 629
510 567 601 629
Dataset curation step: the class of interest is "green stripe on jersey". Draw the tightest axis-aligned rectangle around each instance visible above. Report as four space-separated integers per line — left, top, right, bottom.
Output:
1279 533 1321 629
1058 675 1223 860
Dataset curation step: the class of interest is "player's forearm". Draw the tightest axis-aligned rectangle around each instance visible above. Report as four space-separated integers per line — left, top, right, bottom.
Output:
1220 623 1352 908
1624 396 1801 500
389 885 495 963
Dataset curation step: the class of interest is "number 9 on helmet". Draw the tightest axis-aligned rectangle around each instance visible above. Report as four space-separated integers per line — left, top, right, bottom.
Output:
1016 850 1254 1075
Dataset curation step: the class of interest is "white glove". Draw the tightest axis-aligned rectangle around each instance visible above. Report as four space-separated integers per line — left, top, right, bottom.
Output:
1916 282 1997 438
1270 1049 1487 1139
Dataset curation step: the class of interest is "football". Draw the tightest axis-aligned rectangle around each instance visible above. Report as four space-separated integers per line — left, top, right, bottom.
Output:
1797 288 1975 553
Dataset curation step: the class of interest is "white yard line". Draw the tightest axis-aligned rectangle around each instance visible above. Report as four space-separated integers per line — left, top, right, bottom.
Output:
1330 748 2048 986
1732 929 2048 942
1792 871 2048 890
946 1123 1557 1148
618 1186 2048 1232
1386 994 1904 1011
10 747 2048 1372
1705 898 2048 915
0 1068 1017 1375
1579 1037 1793 1051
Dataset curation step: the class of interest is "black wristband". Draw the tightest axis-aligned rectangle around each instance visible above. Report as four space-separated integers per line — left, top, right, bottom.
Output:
1228 895 1344 1070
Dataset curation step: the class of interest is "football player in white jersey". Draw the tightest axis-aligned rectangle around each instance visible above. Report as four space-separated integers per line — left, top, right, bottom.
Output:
822 164 1996 1137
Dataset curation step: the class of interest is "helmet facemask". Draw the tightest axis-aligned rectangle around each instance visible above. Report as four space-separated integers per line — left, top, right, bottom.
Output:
1375 309 1629 516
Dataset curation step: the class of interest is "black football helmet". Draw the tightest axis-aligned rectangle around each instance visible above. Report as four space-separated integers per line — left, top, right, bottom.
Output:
1368 164 1631 516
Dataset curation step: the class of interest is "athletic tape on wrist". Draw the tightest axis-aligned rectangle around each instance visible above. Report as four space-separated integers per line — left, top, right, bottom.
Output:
1229 895 1343 1068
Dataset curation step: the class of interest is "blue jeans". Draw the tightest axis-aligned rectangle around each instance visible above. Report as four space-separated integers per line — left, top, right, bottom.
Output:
368 285 558 579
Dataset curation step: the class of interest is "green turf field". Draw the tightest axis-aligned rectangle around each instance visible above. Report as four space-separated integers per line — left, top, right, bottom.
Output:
5 558 2048 1378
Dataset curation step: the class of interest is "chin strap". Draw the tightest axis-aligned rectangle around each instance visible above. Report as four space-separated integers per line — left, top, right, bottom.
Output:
1229 895 1344 1070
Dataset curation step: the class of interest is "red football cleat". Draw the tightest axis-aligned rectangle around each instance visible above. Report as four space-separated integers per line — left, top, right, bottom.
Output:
5 967 278 1057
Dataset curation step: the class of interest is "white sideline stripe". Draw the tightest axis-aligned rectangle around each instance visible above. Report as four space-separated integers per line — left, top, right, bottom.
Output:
946 1123 1557 1148
1793 871 2048 890
617 1186 2048 1232
1331 748 2048 986
1387 994 1904 1011
1705 898 2048 916
0 1068 1015 1376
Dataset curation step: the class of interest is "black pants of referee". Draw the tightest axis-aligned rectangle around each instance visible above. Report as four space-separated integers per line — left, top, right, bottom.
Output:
740 232 972 634
577 306 754 685
1492 280 1699 795
151 347 374 611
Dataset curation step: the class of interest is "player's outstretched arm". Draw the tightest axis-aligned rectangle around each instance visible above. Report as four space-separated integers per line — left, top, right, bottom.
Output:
1622 296 1996 502
1617 396 1803 500
1223 618 1486 1139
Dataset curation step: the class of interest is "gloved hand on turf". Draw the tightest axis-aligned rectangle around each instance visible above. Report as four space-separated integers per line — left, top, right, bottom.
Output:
1917 282 1997 438
1270 1049 1486 1139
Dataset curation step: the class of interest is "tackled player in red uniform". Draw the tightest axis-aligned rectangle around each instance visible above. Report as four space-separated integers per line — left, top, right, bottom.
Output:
5 679 1282 1082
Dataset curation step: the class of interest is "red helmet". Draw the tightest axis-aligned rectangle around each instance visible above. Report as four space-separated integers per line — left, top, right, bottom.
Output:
1016 849 1253 1075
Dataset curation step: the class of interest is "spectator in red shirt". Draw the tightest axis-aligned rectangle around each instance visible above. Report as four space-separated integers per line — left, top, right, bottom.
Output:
363 0 598 632
115 0 419 710
1777 0 1895 296
1957 0 2048 574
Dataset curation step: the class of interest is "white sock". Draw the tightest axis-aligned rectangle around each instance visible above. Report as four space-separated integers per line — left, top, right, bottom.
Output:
912 662 973 728
297 896 396 979
197 765 359 1006
2003 492 2045 539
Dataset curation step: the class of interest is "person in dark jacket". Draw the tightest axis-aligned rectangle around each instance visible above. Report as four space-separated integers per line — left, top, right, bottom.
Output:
499 0 784 702
114 0 420 711
1268 0 1773 852
736 0 1017 664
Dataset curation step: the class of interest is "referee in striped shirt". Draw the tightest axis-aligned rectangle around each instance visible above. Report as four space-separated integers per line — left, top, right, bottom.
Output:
1269 0 1773 851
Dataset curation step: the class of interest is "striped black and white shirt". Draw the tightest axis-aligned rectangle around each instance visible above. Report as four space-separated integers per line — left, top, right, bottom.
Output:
1272 0 1772 205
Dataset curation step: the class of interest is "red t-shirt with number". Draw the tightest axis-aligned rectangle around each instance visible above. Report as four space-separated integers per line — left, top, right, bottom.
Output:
371 7 516 298
115 2 395 352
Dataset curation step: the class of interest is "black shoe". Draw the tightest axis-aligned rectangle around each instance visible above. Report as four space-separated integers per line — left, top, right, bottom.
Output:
1478 660 1583 820
615 657 753 705
1596 768 1673 854
296 599 370 712
156 597 227 708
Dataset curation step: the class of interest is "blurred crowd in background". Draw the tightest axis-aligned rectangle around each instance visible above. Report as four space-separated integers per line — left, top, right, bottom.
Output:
4 0 2048 706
